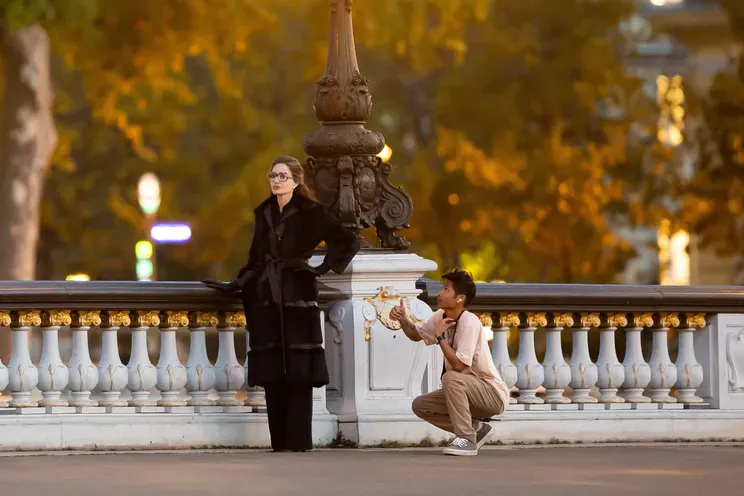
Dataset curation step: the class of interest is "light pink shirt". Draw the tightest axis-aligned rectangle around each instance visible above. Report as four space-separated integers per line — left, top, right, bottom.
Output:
416 309 509 411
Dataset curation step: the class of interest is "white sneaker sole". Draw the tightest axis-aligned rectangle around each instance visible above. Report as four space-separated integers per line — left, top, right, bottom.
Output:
476 426 496 449
442 447 478 456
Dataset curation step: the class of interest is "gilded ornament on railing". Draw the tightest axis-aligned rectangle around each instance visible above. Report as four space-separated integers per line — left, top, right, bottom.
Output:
163 311 189 328
580 312 601 328
364 317 374 342
221 312 247 329
42 310 72 327
553 312 574 329
0 311 11 327
135 310 160 328
526 312 547 328
633 312 654 328
607 313 629 328
498 312 520 328
14 310 42 328
71 310 102 327
660 312 680 329
102 311 131 328
191 312 219 328
686 313 707 329
363 286 420 331
476 312 493 328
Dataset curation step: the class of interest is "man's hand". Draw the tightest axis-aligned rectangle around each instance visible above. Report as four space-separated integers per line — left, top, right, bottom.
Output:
435 317 456 338
391 298 422 342
390 298 406 322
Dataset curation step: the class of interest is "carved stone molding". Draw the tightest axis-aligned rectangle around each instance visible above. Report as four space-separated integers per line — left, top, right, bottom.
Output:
727 330 744 392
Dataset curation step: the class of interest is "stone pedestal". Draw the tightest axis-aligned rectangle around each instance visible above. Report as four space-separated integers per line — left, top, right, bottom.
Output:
312 252 440 445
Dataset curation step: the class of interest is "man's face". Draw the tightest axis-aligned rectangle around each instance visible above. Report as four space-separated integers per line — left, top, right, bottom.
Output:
436 280 460 309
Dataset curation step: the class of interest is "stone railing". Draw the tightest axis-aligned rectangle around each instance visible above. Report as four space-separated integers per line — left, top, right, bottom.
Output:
416 281 744 414
0 281 342 450
3 273 744 450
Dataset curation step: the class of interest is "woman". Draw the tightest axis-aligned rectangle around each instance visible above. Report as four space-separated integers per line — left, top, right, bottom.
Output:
204 156 359 452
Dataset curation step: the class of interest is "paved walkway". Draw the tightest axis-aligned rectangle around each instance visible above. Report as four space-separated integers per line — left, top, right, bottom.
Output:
2 444 742 495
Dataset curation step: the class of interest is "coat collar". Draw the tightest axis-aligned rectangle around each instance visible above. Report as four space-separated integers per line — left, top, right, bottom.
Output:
254 192 317 214
258 193 318 235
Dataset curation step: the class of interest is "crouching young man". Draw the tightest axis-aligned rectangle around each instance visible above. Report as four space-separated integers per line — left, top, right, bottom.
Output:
390 269 509 456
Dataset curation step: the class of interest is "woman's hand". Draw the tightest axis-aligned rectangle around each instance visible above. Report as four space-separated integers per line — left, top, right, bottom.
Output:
299 263 330 277
201 279 240 292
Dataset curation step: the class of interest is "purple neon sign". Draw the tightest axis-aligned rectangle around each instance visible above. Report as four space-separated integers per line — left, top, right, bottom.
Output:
150 222 192 244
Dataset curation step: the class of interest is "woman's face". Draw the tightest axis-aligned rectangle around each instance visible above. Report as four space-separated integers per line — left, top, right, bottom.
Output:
268 163 297 196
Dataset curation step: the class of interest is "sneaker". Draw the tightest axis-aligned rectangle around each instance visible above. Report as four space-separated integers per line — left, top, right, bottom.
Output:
442 437 478 456
475 421 496 449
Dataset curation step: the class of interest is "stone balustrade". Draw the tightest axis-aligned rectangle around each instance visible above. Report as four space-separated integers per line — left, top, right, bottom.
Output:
0 307 257 413
415 281 744 414
1 274 744 450
465 310 706 410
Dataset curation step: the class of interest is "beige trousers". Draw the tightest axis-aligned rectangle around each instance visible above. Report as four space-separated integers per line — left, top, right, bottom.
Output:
412 371 504 443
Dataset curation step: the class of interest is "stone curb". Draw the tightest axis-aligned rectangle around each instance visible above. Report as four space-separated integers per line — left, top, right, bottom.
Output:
2 441 743 457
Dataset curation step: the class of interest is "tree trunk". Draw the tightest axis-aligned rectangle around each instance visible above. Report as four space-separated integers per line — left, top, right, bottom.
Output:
0 25 57 280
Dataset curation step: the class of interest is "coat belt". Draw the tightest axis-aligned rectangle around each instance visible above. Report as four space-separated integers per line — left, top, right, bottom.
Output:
260 255 309 305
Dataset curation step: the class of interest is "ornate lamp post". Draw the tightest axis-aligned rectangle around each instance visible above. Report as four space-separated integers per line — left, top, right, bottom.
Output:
304 0 413 249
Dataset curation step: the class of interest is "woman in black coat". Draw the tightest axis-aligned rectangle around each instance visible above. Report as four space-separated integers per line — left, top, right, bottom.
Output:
204 155 359 452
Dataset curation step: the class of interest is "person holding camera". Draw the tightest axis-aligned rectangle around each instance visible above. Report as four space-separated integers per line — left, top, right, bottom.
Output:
390 269 509 456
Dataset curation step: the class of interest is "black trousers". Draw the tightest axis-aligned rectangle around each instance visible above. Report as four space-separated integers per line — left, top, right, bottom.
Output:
264 382 314 452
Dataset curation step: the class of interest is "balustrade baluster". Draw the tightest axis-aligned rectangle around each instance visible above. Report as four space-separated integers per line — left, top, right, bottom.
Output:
621 314 653 403
569 313 599 403
67 311 101 408
515 313 546 404
156 312 189 407
38 311 71 408
0 330 7 407
6 311 40 408
98 311 131 407
127 311 160 407
542 313 573 404
186 312 217 406
675 313 706 404
244 328 266 408
492 313 519 405
648 313 679 403
596 313 627 403
215 312 246 407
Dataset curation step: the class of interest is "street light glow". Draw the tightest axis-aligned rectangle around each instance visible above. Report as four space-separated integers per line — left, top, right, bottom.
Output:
138 172 161 215
66 274 90 281
377 144 393 163
151 222 192 244
135 240 153 259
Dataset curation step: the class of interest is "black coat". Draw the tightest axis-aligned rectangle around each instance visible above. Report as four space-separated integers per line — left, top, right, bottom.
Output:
235 193 359 388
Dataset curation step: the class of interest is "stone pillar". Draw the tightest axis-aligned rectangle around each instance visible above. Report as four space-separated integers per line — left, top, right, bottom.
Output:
515 313 546 404
648 313 679 403
542 313 573 404
37 310 71 408
492 313 519 404
7 311 40 408
313 252 438 445
596 313 627 403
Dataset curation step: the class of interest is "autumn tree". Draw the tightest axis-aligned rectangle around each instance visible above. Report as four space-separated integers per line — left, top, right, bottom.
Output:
356 0 669 282
5 0 673 284
1 0 276 279
680 0 744 280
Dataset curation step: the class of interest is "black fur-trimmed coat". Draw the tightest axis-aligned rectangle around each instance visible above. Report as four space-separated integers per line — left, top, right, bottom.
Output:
235 193 359 387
